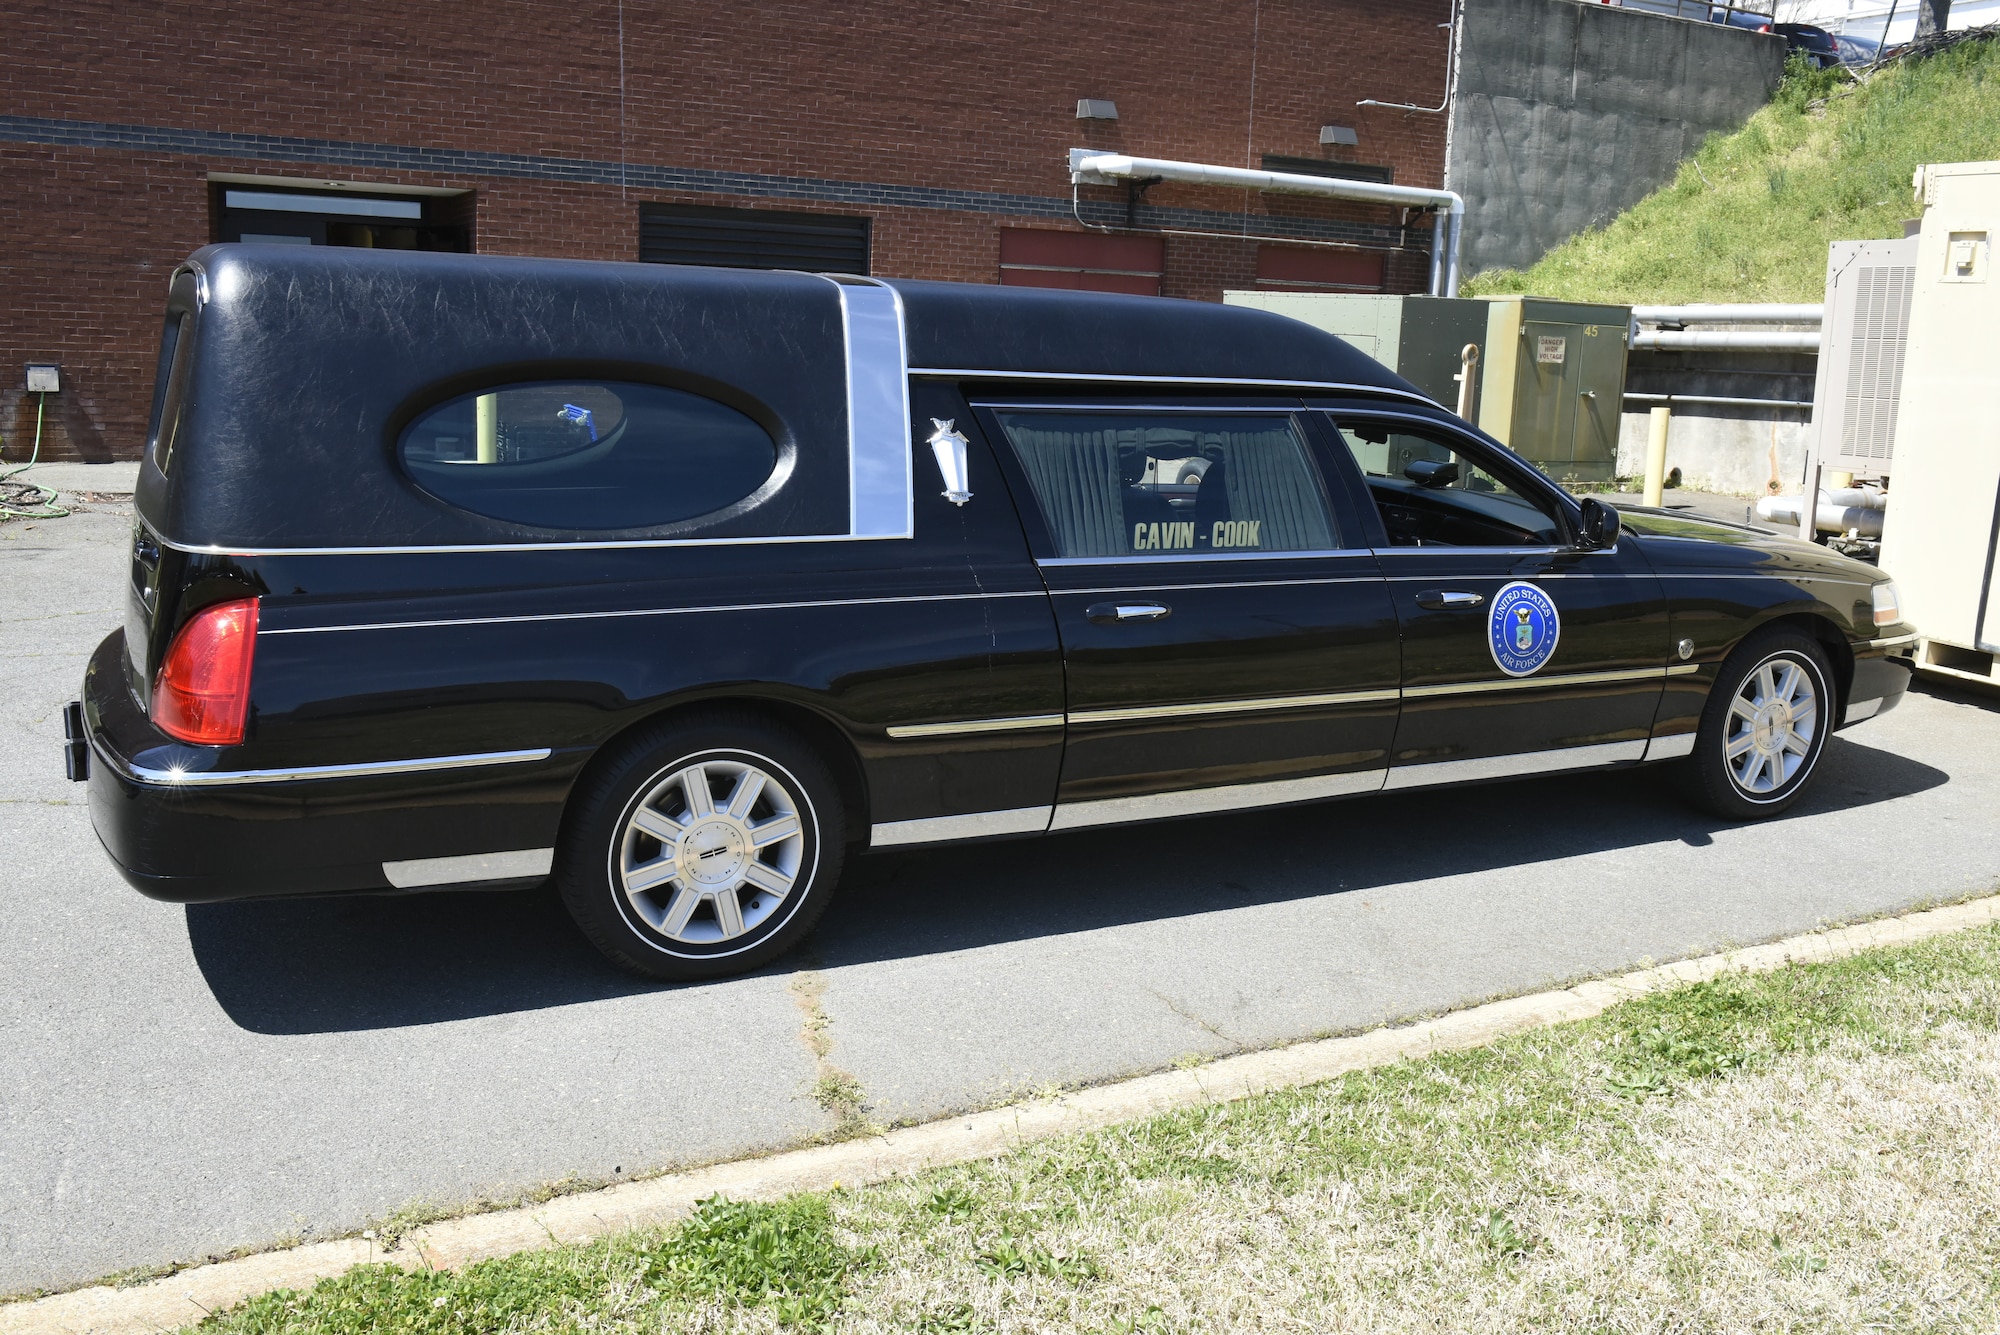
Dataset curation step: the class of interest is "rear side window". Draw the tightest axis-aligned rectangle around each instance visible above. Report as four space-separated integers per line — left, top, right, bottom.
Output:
993 411 1338 559
401 381 779 530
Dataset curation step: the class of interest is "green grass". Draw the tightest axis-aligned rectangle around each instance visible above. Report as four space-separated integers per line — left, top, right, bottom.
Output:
190 921 2000 1333
1467 40 2000 303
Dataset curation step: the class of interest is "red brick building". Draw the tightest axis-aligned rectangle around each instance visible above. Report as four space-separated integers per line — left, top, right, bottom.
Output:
1 1 1450 461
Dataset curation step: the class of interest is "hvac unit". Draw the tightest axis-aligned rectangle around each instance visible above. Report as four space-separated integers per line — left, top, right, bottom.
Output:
1811 236 1918 481
1877 161 2000 689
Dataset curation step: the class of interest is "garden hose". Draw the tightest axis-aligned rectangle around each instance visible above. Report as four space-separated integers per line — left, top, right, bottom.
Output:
0 392 72 520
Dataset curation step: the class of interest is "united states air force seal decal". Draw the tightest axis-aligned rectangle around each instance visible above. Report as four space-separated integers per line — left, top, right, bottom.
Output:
1488 581 1560 677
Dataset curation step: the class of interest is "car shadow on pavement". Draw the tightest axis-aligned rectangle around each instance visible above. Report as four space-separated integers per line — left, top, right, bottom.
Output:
185 881 662 1034
187 733 1947 1035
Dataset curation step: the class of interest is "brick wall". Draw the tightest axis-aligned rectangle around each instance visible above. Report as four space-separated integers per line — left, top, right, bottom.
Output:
0 0 1449 460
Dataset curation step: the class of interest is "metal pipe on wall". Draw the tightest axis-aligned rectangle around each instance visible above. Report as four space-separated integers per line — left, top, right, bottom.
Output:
1068 151 1466 297
1628 330 1822 352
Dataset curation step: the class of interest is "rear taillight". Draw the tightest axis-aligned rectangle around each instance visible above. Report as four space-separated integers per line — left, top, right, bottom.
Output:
153 597 259 746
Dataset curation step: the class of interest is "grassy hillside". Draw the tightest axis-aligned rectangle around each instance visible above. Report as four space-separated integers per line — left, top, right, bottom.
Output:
1466 39 2000 304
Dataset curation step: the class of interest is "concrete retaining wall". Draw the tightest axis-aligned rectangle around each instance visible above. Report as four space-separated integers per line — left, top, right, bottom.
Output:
1615 411 1811 496
1448 0 1787 277
1615 345 1818 495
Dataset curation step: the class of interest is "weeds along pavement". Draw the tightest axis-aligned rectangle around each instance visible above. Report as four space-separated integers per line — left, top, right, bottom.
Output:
175 918 2000 1334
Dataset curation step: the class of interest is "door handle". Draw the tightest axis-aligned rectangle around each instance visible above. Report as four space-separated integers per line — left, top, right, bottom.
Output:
1415 589 1484 610
1085 601 1172 624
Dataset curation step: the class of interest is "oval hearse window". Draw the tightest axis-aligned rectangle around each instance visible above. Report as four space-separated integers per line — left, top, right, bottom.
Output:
400 381 779 530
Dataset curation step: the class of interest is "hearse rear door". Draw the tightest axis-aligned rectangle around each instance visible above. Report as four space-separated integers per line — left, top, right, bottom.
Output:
977 400 1401 828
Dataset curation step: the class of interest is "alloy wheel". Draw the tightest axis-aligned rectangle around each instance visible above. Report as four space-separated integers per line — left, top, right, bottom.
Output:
1723 653 1820 797
617 757 806 944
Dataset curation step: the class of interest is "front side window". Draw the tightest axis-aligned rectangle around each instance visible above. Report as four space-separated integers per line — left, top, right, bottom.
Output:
1331 418 1563 547
994 411 1338 560
401 381 779 530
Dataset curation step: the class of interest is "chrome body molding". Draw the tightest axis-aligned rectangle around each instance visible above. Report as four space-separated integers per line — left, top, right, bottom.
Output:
1846 696 1884 722
1068 688 1399 726
383 847 555 889
157 531 919 559
1643 733 1698 761
1665 663 1702 676
95 745 552 788
871 806 1053 846
260 590 1047 637
1865 632 1920 651
886 714 1065 740
1383 740 1648 790
1381 547 1566 561
1404 666 1674 700
1048 769 1387 830
1038 549 1376 568
1054 576 1382 595
923 368 1436 404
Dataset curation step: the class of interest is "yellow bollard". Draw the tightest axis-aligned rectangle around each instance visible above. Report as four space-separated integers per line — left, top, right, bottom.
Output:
475 393 499 464
1643 405 1671 508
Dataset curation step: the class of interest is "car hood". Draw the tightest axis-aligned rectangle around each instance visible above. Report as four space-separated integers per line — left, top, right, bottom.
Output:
1612 503 1886 582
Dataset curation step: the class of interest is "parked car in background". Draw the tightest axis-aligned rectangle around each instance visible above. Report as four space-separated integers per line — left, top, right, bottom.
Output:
1774 23 1843 67
71 247 1916 981
1835 32 1881 65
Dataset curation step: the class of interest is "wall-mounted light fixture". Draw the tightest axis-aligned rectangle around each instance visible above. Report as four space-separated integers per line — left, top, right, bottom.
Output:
1076 98 1120 121
1319 124 1359 147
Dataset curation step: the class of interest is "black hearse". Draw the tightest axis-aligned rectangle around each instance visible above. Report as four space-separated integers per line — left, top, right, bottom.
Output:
72 246 1915 979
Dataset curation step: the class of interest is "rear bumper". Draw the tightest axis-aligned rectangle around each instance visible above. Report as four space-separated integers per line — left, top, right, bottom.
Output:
80 630 575 903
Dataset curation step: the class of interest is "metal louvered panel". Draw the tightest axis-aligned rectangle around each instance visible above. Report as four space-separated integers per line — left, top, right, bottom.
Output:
639 204 870 273
1814 237 1918 477
1837 264 1914 461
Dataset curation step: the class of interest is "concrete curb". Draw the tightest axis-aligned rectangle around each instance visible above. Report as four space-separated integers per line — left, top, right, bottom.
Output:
11 892 1999 1335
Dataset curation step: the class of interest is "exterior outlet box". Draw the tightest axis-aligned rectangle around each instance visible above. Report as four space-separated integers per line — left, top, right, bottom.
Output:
25 363 59 393
1221 292 1630 483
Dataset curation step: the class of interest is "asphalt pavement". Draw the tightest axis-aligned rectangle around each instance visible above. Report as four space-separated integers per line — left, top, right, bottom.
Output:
4 486 1997 1296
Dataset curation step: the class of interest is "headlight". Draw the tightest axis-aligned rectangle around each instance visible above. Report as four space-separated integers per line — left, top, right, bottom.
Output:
1871 581 1901 627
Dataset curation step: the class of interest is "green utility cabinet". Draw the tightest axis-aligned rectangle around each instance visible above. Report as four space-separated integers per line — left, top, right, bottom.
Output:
1222 291 1631 484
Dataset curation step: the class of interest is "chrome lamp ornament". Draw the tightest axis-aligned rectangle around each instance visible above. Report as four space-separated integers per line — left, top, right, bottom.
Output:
927 417 973 506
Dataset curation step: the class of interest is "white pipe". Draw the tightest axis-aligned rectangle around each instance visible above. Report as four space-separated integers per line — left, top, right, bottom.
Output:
1069 151 1465 296
1630 304 1823 324
1629 330 1822 351
1754 491 1887 537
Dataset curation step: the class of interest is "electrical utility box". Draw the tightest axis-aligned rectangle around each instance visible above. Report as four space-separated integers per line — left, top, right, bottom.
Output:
1475 297 1630 485
1813 237 1918 482
1879 160 2000 689
1223 292 1630 483
1223 292 1487 404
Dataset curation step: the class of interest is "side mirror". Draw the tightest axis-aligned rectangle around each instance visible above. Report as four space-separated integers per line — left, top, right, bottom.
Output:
1579 496 1621 549
1404 458 1460 488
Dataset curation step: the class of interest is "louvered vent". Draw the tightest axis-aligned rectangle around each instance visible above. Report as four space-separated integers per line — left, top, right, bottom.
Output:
1837 264 1915 461
1813 236 1919 477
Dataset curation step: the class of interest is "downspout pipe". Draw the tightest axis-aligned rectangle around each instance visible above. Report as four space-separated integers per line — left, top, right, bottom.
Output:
1068 151 1465 297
